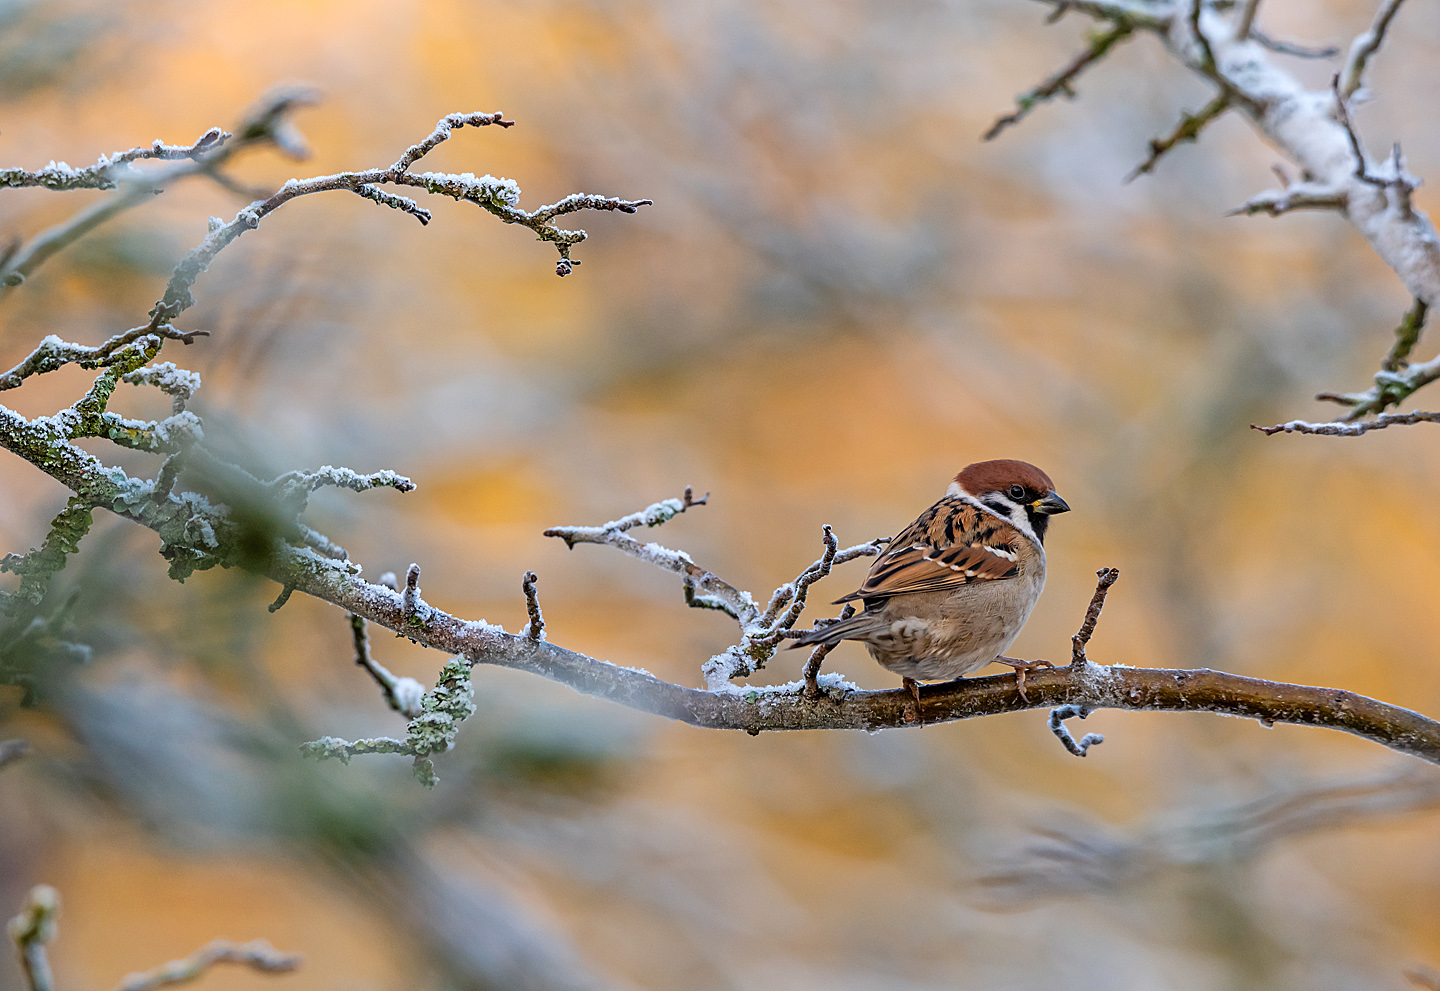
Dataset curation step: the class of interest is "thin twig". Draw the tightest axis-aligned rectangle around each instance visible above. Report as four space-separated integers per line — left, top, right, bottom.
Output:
983 23 1135 141
1382 297 1429 373
110 939 301 991
1050 704 1105 756
1253 410 1440 436
1234 0 1261 41
521 570 545 641
1251 29 1339 59
802 603 854 698
349 614 424 718
1340 0 1411 98
1125 94 1230 181
1190 0 1216 73
1071 567 1120 668
1332 74 1386 188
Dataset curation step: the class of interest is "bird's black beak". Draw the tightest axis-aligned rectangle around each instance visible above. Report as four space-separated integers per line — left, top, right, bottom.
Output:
1034 491 1071 515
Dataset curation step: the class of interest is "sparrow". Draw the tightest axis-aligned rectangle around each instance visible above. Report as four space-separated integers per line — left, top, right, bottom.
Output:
790 460 1070 703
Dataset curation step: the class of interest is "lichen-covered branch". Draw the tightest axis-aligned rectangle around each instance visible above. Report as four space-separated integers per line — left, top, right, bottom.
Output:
301 655 476 787
1294 299 1435 422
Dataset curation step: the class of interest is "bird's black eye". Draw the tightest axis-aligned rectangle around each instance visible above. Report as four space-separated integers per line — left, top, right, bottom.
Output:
1008 484 1026 501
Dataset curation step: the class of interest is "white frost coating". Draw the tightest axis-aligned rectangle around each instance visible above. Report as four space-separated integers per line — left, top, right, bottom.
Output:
709 671 862 699
124 362 202 400
412 171 521 207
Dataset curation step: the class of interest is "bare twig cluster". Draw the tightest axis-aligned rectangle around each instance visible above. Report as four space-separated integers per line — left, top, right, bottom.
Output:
988 0 1439 435
5 886 300 991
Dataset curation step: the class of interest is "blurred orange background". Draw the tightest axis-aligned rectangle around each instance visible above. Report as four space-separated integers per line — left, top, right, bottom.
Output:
2 0 1440 987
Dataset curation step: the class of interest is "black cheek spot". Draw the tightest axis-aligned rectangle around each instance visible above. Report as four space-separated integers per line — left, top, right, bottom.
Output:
982 498 1011 517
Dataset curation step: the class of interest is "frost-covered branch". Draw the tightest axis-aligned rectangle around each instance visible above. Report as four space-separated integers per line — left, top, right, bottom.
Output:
0 87 318 289
1340 0 1410 99
150 109 650 322
1252 409 1440 436
548 491 886 689
996 0 1439 422
111 940 301 991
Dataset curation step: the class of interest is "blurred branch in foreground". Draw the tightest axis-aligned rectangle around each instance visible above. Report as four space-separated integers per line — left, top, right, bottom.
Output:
977 765 1440 902
5 885 300 991
990 0 1440 434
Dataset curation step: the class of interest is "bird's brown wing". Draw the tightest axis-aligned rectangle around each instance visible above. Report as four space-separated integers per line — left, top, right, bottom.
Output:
833 498 1022 604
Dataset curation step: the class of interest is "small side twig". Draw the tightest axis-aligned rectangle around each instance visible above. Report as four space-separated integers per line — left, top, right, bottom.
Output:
1050 704 1104 756
1190 0 1217 73
348 614 424 718
1383 297 1429 373
1340 0 1411 98
802 603 855 698
401 563 431 626
1253 410 1440 436
266 585 295 613
110 939 302 991
521 570 545 641
983 23 1135 141
1251 29 1339 59
1071 567 1120 668
1125 94 1230 181
1332 74 1386 188
1233 0 1261 41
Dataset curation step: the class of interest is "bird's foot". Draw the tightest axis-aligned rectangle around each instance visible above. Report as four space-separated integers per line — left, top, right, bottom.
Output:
992 656 1054 703
901 676 923 724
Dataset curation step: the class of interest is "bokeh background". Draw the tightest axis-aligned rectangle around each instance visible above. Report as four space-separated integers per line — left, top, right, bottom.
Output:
3 0 1440 987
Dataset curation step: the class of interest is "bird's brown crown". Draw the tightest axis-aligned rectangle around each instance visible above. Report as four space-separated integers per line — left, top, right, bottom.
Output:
954 459 1055 495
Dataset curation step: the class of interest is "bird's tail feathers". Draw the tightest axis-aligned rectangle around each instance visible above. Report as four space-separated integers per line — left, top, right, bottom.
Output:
786 611 884 649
